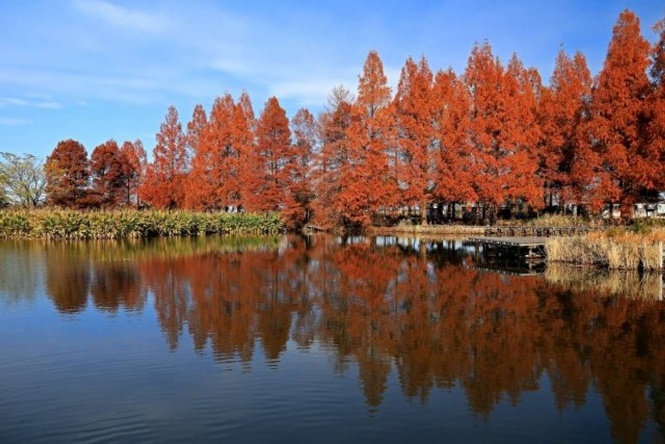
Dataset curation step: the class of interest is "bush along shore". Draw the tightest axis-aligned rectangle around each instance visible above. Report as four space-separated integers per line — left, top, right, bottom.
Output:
0 210 284 240
545 228 665 271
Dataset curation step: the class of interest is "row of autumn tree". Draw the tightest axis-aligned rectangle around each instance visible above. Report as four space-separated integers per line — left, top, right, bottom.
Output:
41 10 665 228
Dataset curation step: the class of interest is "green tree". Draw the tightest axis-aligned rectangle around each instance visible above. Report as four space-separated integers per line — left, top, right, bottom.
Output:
0 152 47 207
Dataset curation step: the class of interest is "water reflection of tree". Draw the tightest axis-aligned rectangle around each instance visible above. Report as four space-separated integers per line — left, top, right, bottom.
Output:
45 244 90 314
43 242 146 315
91 263 145 313
0 241 44 306
34 235 665 442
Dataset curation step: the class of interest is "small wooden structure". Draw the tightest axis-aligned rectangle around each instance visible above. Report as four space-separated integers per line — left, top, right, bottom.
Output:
469 236 547 260
483 226 594 237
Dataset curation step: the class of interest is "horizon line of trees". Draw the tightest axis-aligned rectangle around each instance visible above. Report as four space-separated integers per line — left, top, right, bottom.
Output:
2 9 664 228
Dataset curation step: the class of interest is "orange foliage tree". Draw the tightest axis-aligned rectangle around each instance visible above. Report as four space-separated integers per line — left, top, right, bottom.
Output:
465 44 543 221
646 19 665 195
90 139 131 208
139 106 188 210
290 108 317 225
247 97 301 226
341 50 395 227
590 10 653 215
394 56 435 225
501 54 543 212
44 139 91 208
538 50 593 211
431 68 476 220
312 86 354 228
39 9 665 223
119 140 147 208
185 97 231 210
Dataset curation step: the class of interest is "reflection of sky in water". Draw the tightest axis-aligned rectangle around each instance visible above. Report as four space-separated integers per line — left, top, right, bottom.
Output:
0 235 663 443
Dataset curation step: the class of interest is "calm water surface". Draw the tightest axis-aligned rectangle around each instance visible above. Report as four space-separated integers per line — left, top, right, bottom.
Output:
0 235 664 443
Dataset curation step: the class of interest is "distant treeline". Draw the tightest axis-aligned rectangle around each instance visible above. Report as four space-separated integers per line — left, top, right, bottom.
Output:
2 9 664 229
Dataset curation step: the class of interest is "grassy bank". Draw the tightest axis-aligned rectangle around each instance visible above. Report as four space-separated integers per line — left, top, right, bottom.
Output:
0 209 284 239
545 228 665 271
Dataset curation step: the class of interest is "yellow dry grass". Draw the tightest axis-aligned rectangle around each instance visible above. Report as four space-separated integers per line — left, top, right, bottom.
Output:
546 229 664 271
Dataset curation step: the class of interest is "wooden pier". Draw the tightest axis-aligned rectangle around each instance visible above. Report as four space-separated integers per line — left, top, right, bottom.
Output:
483 226 595 237
469 236 547 259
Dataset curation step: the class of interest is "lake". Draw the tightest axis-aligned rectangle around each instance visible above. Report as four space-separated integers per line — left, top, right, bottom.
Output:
1 235 664 443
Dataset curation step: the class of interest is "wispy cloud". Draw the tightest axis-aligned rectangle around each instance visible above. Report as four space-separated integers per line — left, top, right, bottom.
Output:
70 0 169 33
0 117 31 126
0 96 61 109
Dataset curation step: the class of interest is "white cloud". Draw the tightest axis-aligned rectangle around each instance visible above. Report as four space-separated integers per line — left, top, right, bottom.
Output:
271 77 355 108
70 0 169 33
0 117 31 126
0 96 61 109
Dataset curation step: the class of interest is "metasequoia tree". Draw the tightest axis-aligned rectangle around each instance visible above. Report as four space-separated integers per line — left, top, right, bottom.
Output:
290 108 317 225
119 140 146 208
394 56 435 225
431 68 476 219
230 96 256 211
44 139 90 208
140 106 188 210
539 50 593 210
311 86 354 228
186 97 230 210
341 50 394 226
590 10 652 215
464 42 506 221
646 19 665 194
465 43 542 221
186 104 207 162
90 139 128 208
248 97 299 225
500 54 543 212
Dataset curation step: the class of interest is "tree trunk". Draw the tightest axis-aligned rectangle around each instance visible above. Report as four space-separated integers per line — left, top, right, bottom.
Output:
421 199 427 226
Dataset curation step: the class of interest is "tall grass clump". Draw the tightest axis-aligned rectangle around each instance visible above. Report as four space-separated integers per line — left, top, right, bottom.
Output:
546 227 664 271
0 209 285 240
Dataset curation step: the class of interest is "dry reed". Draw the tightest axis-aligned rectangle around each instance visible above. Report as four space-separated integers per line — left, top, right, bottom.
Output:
546 229 664 271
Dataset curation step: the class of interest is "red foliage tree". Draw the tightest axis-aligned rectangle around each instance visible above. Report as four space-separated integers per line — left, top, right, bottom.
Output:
45 139 90 208
464 44 542 220
646 19 665 194
139 106 188 210
501 54 543 212
464 42 506 221
394 56 434 225
342 50 394 227
311 86 354 228
590 10 652 215
185 99 223 211
90 139 128 208
431 68 476 219
290 108 317 225
119 140 147 208
185 104 207 164
248 97 299 226
230 95 256 212
539 50 593 211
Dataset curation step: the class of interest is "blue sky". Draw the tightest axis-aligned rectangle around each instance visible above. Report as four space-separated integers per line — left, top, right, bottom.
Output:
1 0 663 159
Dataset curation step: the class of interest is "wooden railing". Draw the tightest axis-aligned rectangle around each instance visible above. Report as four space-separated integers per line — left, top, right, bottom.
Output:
483 226 598 237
